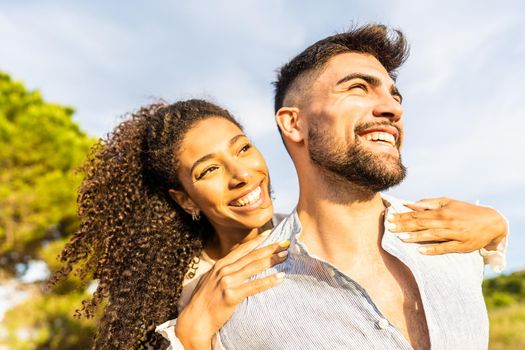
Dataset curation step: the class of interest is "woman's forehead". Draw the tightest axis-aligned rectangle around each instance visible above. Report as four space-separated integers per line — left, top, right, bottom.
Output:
179 117 245 163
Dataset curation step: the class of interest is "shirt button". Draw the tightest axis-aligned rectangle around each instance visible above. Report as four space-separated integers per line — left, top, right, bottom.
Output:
377 318 389 329
328 268 336 277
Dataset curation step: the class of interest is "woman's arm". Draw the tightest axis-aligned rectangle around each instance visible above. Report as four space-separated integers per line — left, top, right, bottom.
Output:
387 197 508 271
157 231 289 350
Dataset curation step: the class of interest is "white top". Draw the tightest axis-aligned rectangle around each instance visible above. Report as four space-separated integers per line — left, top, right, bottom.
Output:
177 250 216 311
156 250 217 349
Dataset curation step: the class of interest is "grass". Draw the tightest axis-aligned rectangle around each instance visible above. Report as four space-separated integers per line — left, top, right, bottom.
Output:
487 303 525 350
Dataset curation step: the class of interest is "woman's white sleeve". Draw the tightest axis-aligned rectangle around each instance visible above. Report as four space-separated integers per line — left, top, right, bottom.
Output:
155 319 184 350
479 206 509 273
480 234 508 273
155 319 225 350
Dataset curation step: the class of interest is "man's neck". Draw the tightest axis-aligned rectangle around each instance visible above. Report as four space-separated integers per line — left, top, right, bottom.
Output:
296 170 387 266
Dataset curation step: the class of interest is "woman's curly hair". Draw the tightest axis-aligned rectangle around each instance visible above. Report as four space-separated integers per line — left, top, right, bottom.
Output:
50 99 243 349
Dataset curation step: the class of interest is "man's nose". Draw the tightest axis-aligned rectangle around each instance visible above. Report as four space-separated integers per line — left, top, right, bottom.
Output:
228 162 251 189
373 94 403 122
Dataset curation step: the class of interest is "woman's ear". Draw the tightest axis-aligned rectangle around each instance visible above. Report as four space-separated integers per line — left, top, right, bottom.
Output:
168 189 199 215
276 107 304 144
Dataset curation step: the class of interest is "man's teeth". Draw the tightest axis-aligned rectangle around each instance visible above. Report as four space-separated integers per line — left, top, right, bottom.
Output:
363 132 395 146
231 186 262 207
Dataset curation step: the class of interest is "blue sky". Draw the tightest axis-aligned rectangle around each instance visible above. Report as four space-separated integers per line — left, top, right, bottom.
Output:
1 0 523 272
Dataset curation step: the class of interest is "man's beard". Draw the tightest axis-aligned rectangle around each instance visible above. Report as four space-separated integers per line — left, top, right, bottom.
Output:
308 122 407 193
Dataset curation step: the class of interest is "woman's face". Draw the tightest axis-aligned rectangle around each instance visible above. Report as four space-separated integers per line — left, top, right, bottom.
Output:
173 117 274 232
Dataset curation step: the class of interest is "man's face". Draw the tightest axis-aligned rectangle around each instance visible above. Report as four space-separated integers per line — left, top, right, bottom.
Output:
303 52 406 192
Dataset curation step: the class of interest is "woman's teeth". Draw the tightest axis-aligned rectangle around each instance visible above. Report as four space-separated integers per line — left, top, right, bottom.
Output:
363 132 395 146
231 186 262 207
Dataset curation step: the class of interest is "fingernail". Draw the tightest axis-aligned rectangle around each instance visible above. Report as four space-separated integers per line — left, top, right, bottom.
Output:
385 222 397 230
277 250 289 258
386 213 395 222
398 233 410 240
418 246 428 253
260 230 271 237
279 240 291 248
276 272 286 279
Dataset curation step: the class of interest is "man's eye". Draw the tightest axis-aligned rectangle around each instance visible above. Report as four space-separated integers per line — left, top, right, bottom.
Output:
349 83 367 91
197 166 218 180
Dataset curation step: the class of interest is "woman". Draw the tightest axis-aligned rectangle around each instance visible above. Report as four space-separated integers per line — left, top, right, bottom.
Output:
51 99 507 349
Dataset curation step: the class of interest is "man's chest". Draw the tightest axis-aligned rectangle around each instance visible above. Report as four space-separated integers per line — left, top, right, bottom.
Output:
347 256 429 350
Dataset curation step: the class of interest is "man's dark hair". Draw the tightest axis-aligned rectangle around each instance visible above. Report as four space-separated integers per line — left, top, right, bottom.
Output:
273 24 409 114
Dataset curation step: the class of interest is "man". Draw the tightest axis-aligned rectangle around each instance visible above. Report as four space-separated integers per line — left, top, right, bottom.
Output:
217 24 496 349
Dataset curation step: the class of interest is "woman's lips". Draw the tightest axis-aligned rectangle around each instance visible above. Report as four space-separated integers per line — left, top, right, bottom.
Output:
228 183 269 212
229 184 262 207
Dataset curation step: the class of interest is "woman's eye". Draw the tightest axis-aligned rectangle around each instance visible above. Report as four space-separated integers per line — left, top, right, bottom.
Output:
239 143 252 154
197 166 218 180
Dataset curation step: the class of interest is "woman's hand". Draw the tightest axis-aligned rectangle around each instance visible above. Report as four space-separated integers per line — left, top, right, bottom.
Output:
175 231 289 350
387 197 508 255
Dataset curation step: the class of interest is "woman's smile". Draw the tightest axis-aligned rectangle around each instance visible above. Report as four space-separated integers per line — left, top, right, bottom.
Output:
175 117 274 231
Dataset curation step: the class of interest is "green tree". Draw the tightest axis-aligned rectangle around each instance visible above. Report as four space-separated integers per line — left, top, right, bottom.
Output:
0 71 97 349
0 71 93 276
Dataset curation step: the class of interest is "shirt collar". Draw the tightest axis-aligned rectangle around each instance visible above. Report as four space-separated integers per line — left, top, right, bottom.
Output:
285 193 413 257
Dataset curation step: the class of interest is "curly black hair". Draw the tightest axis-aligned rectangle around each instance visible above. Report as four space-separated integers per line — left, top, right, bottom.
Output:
50 99 243 349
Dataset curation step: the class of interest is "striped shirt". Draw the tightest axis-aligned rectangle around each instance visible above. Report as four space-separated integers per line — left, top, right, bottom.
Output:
217 195 489 349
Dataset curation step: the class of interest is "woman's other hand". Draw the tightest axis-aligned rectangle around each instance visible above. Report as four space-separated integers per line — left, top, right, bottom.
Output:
175 231 289 350
387 197 508 255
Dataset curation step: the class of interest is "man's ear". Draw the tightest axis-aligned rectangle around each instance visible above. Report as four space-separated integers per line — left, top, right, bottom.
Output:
276 107 304 143
168 189 199 215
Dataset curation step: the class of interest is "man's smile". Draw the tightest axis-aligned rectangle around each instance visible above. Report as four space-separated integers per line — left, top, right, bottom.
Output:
357 125 401 153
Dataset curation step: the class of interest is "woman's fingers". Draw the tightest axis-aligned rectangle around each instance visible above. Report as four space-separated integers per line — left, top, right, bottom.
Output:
219 230 272 265
231 240 289 270
404 197 450 211
387 212 447 233
233 272 286 302
215 240 289 280
417 241 472 255
228 249 289 285
396 229 449 243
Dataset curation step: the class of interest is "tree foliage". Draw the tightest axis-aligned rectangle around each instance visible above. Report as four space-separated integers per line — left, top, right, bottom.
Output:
0 71 97 349
2 288 98 350
0 71 94 276
484 271 525 308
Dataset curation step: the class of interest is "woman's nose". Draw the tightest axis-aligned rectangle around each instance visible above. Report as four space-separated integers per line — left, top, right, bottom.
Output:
228 162 251 189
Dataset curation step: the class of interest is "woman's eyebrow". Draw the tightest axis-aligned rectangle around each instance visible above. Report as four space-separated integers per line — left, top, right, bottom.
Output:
190 134 246 174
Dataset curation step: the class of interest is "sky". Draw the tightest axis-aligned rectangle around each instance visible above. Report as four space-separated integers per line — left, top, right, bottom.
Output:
1 0 523 272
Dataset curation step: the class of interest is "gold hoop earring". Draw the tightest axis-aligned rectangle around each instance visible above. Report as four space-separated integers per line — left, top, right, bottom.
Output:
191 211 201 221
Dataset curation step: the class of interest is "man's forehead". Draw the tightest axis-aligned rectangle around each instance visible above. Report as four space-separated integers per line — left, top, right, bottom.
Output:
320 52 393 84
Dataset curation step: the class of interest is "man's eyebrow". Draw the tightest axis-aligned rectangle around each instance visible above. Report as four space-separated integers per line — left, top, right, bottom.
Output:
336 73 381 87
336 73 403 103
190 134 246 175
